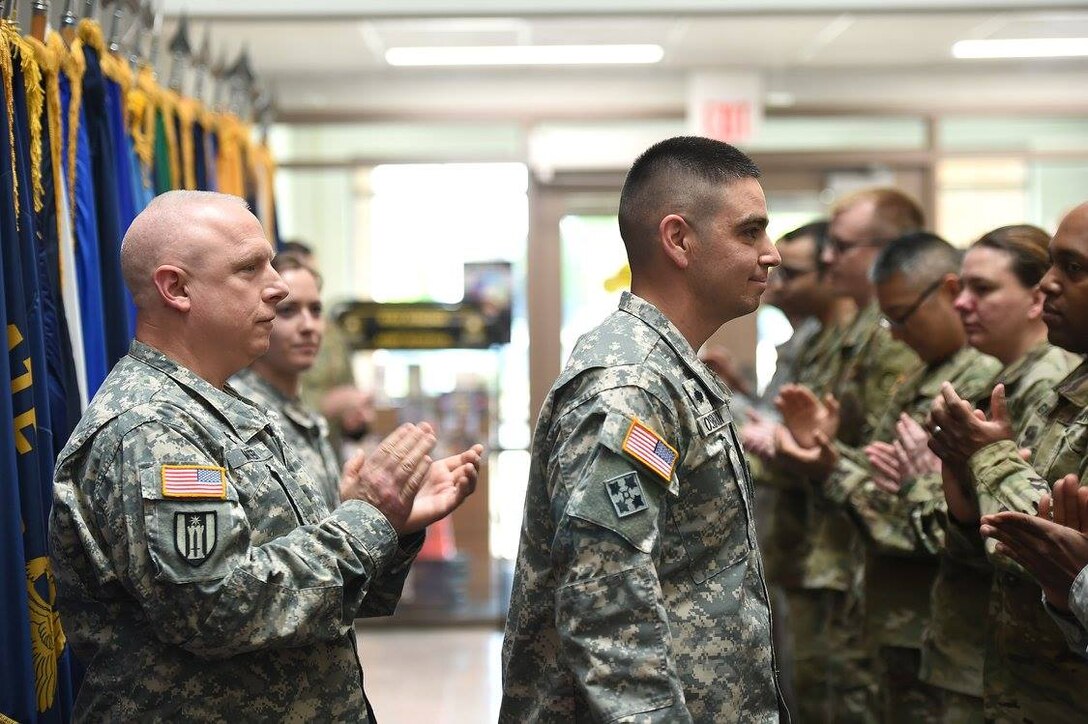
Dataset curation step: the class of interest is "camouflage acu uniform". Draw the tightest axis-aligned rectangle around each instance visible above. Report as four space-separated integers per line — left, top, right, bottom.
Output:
501 292 783 722
231 367 342 512
50 341 421 721
967 357 1088 722
801 303 921 723
826 344 1000 723
300 319 355 455
920 342 1078 722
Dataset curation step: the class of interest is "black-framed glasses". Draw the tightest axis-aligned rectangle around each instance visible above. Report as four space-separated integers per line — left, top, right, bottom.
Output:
773 265 817 283
879 278 944 330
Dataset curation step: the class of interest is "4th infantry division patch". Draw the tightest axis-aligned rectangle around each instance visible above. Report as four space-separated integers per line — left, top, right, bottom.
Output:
605 472 648 518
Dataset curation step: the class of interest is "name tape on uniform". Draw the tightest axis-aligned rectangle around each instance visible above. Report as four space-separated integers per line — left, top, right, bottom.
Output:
622 418 678 483
161 465 227 499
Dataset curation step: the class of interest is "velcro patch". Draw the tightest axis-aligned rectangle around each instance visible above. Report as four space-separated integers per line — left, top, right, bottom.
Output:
161 465 227 499
605 472 648 518
621 418 678 483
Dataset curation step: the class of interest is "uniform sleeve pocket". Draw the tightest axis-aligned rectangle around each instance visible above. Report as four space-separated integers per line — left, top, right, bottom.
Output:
139 463 248 584
556 563 676 720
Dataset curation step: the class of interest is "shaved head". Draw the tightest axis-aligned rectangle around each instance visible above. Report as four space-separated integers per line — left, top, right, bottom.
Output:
121 191 256 310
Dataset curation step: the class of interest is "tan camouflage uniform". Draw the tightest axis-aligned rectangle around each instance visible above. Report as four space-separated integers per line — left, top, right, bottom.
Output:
826 344 1001 724
50 341 421 721
967 357 1088 722
232 367 342 512
501 292 783 722
804 302 921 723
757 316 859 722
921 342 1078 722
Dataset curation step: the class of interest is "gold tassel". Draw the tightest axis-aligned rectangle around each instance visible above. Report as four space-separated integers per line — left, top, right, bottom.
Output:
175 96 197 190
15 35 46 215
58 34 85 217
0 21 21 218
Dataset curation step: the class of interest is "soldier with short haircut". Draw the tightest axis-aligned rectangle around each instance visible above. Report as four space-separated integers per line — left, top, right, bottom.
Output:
501 136 785 722
773 187 924 722
50 191 482 721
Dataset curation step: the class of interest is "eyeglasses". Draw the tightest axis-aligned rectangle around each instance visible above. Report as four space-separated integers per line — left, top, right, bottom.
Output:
827 236 886 256
773 265 817 283
879 278 944 330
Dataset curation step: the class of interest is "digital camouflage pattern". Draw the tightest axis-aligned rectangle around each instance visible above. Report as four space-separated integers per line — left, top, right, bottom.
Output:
921 341 1078 707
967 357 1088 722
826 344 1000 723
50 341 421 721
231 367 342 512
501 293 782 723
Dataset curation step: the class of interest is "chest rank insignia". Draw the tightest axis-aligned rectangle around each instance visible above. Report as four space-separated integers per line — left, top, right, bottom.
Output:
174 511 218 566
161 465 227 499
622 418 678 483
605 472 648 518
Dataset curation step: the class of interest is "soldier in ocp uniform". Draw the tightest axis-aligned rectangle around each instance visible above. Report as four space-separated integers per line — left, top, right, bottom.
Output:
930 201 1088 722
50 191 483 721
772 188 924 722
919 224 1077 723
501 137 786 721
741 220 858 721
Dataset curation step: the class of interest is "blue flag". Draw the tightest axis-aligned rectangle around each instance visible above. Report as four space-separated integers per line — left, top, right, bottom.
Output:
59 70 109 398
0 43 75 723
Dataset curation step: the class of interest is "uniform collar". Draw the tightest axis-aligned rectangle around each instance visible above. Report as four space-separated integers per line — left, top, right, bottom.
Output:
232 367 321 432
917 345 988 398
1059 359 1088 407
841 302 882 350
618 291 730 403
998 340 1051 388
129 340 272 440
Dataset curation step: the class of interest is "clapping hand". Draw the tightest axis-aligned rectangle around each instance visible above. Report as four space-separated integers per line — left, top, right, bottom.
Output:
775 384 840 449
981 475 1088 611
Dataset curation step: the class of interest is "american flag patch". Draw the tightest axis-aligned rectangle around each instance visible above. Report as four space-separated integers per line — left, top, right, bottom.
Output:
161 465 227 499
621 418 678 483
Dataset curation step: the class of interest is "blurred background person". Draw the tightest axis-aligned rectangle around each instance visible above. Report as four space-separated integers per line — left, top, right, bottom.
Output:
232 254 344 511
914 224 1079 722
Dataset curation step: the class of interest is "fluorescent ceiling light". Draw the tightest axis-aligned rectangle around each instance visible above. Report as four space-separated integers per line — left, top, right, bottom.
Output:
385 44 664 67
953 37 1088 59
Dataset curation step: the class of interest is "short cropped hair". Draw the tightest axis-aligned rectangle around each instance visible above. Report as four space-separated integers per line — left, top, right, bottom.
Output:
870 231 961 286
832 188 925 243
618 136 761 269
780 220 830 271
971 224 1051 288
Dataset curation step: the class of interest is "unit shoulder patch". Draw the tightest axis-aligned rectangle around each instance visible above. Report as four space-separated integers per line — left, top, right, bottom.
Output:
605 472 649 518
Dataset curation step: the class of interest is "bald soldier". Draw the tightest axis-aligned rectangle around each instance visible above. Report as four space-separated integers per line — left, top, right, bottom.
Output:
501 136 786 721
50 191 482 720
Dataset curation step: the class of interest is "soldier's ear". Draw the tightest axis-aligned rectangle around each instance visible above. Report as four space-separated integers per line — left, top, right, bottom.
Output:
1027 285 1045 321
659 213 692 270
153 265 192 313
